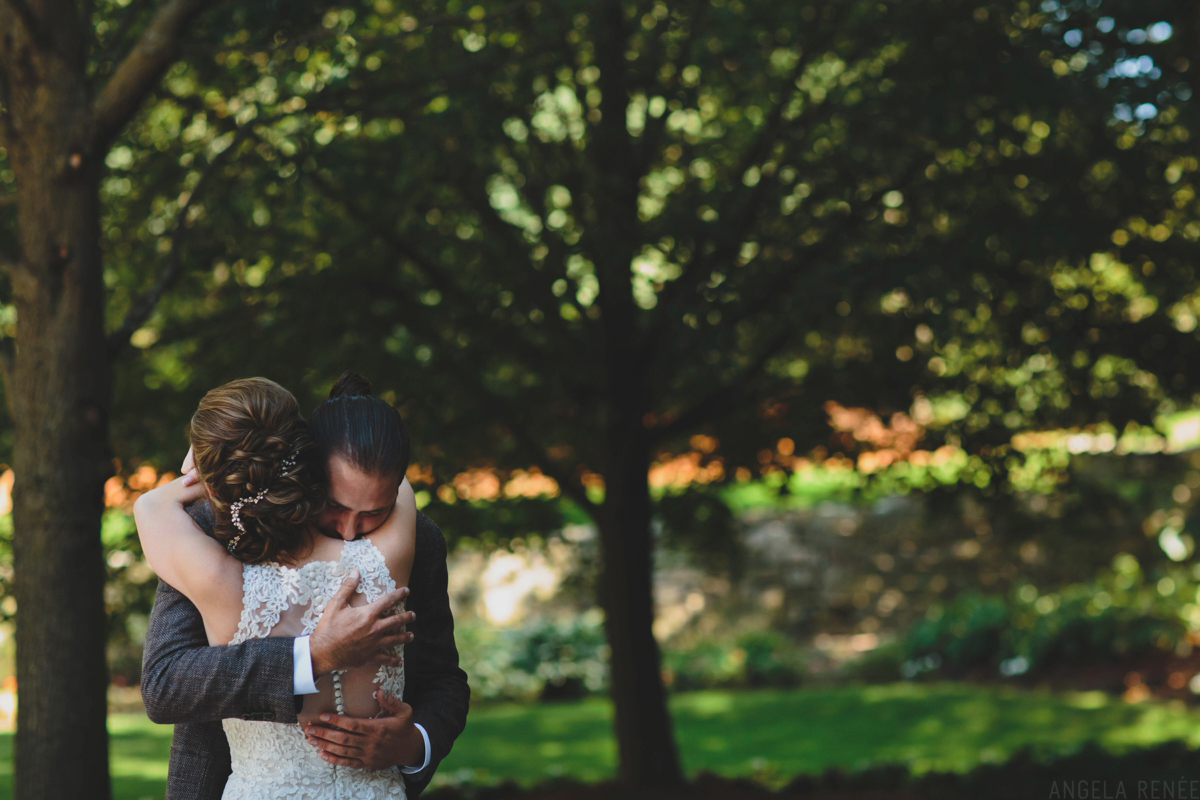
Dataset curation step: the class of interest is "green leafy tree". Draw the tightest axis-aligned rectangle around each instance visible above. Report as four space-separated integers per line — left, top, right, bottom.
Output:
0 1 222 795
0 1 381 796
114 0 1200 786
6 0 1200 792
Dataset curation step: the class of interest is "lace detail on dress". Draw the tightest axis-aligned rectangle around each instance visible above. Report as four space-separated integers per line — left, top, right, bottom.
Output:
232 563 304 646
222 539 407 800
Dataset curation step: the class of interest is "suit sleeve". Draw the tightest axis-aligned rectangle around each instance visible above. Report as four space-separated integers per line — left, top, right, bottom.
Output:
139 499 299 725
402 513 470 793
141 579 300 725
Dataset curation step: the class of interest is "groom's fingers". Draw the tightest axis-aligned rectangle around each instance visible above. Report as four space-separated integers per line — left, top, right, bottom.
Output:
374 690 407 715
368 611 413 639
368 631 411 654
328 570 361 610
318 753 362 768
306 725 365 763
318 752 363 768
307 722 363 746
378 630 413 648
367 586 409 618
368 652 403 668
316 713 375 734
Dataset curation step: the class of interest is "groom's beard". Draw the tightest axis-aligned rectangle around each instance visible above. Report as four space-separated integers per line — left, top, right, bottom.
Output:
316 525 366 541
313 508 395 541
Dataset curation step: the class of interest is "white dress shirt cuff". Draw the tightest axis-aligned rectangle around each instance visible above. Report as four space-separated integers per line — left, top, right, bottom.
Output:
399 723 431 774
293 635 319 695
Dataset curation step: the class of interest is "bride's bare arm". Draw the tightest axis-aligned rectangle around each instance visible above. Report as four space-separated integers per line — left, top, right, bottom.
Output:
134 477 244 643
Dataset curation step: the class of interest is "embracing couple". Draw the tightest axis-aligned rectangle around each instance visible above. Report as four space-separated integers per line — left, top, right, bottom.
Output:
134 372 469 799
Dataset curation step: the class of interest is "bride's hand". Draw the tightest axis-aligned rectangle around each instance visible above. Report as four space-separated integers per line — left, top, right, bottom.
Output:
164 474 206 506
180 446 199 487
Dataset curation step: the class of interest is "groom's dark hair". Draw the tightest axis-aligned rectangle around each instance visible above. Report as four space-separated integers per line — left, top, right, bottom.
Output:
310 371 410 479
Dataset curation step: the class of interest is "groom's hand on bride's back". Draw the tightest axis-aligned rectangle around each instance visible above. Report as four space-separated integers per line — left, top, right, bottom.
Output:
305 691 424 770
309 569 415 676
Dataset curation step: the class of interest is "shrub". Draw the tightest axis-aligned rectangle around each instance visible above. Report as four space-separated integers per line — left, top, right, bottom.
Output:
456 611 609 703
511 613 610 701
663 631 804 690
851 554 1191 683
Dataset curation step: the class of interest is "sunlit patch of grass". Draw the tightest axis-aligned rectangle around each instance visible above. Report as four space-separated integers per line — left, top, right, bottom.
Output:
3 684 1200 797
0 714 170 799
437 683 1200 788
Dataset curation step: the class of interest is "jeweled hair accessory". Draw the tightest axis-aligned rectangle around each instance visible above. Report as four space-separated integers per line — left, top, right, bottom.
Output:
226 449 301 554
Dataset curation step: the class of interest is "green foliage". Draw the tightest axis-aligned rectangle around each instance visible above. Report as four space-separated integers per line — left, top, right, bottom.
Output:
663 631 805 691
459 611 805 701
0 510 156 684
100 511 159 685
416 496 585 551
51 0 1192 507
456 612 610 703
903 593 1010 676
6 0 1200 783
453 622 541 704
662 640 745 691
656 488 742 575
842 640 909 684
511 614 611 701
869 553 1191 681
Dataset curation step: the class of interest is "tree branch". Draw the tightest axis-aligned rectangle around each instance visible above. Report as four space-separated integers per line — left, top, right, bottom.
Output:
107 121 249 360
360 277 601 517
0 243 16 274
306 167 591 383
649 321 799 444
90 0 158 79
305 169 460 295
486 402 599 517
91 0 217 152
722 154 930 334
0 338 11 393
418 0 529 31
0 0 46 47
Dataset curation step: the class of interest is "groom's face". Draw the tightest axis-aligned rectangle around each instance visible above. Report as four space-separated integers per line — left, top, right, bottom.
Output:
317 454 401 541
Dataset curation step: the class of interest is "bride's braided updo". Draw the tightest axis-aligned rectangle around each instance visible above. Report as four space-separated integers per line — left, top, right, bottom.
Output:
190 377 325 564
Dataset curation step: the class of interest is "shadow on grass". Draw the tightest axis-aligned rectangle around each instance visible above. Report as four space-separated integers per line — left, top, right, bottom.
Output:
0 717 170 800
2 683 1199 799
435 683 1200 786
425 740 1200 800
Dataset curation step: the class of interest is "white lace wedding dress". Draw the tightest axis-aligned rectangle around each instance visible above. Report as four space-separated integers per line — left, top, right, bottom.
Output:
221 538 407 799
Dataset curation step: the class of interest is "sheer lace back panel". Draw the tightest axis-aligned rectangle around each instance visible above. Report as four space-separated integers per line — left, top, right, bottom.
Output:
220 538 406 800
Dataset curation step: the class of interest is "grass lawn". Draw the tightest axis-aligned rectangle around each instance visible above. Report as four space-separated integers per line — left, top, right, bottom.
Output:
2 683 1199 798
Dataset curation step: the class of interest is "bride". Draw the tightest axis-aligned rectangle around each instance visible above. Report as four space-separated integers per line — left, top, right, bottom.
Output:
135 377 416 799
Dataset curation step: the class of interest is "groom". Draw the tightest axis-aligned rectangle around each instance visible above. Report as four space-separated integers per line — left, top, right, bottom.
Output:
141 373 469 798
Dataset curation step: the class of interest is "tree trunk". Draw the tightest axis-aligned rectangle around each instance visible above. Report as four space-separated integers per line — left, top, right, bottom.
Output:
1 10 114 799
596 428 684 787
585 0 684 785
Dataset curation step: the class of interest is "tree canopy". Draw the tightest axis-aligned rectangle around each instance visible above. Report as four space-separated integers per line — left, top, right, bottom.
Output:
3 0 1200 793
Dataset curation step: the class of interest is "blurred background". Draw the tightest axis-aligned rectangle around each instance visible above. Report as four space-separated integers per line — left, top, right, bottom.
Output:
3 0 1200 797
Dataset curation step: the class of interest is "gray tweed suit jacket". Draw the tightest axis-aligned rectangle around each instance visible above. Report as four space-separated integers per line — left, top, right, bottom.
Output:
141 503 470 800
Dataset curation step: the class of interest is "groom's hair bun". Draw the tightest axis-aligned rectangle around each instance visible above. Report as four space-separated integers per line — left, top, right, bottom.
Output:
329 370 374 398
311 370 410 481
190 377 326 564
